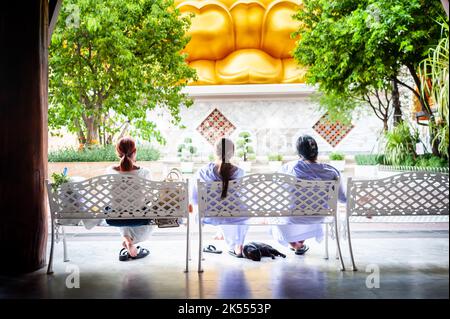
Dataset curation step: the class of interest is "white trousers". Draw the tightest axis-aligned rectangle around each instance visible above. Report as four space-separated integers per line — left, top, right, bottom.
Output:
220 225 249 250
119 225 154 244
271 224 324 247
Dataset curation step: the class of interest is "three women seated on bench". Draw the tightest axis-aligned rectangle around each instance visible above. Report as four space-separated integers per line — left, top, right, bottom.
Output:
109 135 346 261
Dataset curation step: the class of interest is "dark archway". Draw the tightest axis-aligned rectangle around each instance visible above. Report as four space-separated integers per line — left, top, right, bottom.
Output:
0 1 50 273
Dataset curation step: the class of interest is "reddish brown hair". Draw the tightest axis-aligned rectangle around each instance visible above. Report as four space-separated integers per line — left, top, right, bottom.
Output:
115 137 137 172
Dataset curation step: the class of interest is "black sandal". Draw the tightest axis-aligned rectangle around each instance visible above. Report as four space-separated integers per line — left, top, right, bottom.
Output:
203 244 222 254
294 245 309 255
228 250 243 258
119 248 130 261
130 246 150 260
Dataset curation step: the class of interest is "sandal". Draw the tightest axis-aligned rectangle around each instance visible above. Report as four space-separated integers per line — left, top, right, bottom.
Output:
228 250 243 258
130 246 150 260
203 245 222 254
119 248 130 261
294 245 309 255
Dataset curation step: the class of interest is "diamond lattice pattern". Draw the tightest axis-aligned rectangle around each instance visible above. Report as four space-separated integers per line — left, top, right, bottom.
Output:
313 113 354 147
348 172 449 217
197 108 236 145
48 174 188 220
198 173 339 218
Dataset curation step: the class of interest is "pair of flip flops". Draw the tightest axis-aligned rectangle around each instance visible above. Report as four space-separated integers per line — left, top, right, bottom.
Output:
119 246 150 261
203 244 222 254
290 245 309 255
203 245 243 258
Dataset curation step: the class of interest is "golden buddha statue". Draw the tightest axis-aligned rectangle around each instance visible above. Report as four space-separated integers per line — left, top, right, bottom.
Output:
174 0 307 85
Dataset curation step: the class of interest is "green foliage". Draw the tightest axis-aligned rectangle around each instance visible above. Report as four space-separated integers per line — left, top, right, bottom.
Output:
354 154 384 165
414 154 448 168
355 153 448 168
48 145 160 162
177 137 197 162
293 0 444 127
51 172 70 192
312 92 355 125
329 152 345 161
236 132 255 162
383 122 419 166
268 154 283 161
49 0 197 146
419 19 449 159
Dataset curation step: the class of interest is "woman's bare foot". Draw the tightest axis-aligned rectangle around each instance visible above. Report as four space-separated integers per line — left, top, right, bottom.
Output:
289 241 305 250
213 231 224 240
123 237 137 257
234 244 243 256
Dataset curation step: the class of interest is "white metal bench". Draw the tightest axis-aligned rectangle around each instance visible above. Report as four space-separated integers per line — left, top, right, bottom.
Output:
345 172 449 271
197 173 345 272
46 174 190 274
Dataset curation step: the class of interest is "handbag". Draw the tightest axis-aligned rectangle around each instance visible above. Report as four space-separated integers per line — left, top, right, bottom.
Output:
154 168 184 228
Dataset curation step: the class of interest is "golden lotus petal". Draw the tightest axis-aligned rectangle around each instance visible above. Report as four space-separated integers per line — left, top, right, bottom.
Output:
178 1 235 61
216 49 283 84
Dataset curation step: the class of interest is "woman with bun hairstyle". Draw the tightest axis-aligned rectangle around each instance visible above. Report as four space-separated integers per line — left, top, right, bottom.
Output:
271 135 347 255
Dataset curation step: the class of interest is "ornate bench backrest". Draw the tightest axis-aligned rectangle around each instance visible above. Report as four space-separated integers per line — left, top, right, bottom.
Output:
198 173 339 218
347 172 449 217
47 174 189 220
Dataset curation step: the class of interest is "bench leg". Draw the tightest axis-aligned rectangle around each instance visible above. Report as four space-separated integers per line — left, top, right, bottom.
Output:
324 223 329 260
62 226 69 262
188 237 192 262
47 220 55 275
334 216 345 271
198 221 203 273
185 214 190 273
347 217 357 271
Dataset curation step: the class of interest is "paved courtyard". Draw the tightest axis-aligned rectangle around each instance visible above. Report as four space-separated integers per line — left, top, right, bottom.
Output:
1 223 448 299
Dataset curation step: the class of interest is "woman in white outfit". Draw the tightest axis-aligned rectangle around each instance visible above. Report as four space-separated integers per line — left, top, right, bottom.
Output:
272 135 347 255
106 137 153 261
190 138 248 257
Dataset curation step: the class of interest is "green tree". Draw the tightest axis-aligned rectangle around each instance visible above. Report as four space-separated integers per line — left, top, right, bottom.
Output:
236 132 255 162
49 0 197 146
293 0 444 137
419 19 449 159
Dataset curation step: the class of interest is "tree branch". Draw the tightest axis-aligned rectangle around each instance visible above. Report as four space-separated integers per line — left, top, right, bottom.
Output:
363 93 384 121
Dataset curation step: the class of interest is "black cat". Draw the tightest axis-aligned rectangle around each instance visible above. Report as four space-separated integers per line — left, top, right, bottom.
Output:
242 242 286 261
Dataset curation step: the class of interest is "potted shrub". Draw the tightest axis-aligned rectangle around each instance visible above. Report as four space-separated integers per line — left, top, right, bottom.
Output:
236 131 255 172
177 137 197 173
383 122 419 167
329 152 346 172
268 154 283 171
354 154 382 178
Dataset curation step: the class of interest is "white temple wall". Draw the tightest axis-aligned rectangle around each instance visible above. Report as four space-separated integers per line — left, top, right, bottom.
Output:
152 85 385 159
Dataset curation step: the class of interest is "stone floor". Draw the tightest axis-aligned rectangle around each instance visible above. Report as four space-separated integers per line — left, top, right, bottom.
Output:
1 224 448 299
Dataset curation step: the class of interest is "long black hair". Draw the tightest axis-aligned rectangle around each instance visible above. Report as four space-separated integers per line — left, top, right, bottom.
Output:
218 138 235 199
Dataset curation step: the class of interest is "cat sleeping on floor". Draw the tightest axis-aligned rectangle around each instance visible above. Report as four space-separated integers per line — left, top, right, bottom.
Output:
242 242 286 261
